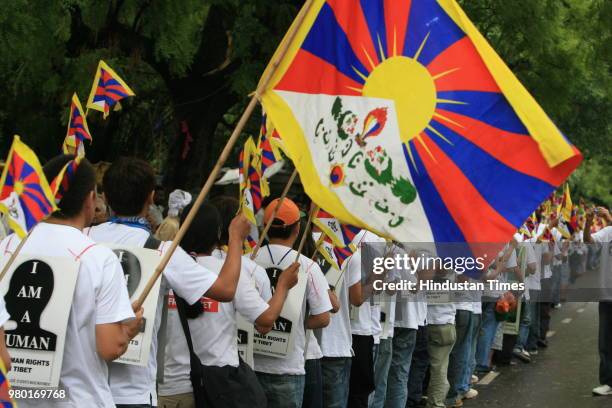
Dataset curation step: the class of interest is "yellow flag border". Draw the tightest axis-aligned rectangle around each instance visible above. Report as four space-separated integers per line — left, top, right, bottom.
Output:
86 60 136 117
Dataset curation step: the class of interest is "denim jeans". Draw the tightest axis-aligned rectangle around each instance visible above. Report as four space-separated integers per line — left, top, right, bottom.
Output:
526 291 540 350
321 357 352 408
468 314 481 379
303 359 323 408
116 405 155 408
446 310 475 404
256 372 305 408
406 326 429 408
551 264 562 304
475 302 501 372
369 338 393 408
383 328 417 408
517 298 532 350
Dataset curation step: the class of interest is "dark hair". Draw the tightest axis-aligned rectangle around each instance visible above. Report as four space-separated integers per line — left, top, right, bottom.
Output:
43 155 96 219
268 220 299 240
179 202 222 255
103 157 156 216
210 196 240 246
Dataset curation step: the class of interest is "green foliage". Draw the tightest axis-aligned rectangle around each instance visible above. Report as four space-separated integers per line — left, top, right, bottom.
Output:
0 0 609 195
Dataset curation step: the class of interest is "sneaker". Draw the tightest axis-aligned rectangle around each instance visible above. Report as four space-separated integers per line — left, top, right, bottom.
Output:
553 303 562 309
537 339 549 348
527 348 538 355
471 374 479 384
446 397 463 407
462 388 479 399
592 384 612 396
513 348 531 363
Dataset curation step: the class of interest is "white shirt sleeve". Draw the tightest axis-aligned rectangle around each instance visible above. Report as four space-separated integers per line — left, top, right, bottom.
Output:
505 248 518 269
234 272 269 323
592 226 612 243
94 253 135 325
526 243 537 265
164 245 218 305
306 261 332 316
0 296 9 327
346 251 362 287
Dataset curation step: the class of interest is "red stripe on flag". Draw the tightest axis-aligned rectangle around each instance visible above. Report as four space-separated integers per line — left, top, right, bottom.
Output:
276 49 363 95
427 37 500 93
434 109 582 186
414 133 516 251
383 0 412 57
327 0 380 71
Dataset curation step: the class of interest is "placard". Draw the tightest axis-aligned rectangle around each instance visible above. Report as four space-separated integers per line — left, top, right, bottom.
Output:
236 314 254 368
0 255 79 388
103 244 161 366
253 269 307 358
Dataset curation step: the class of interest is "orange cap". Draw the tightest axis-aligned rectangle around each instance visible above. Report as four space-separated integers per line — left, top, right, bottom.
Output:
264 198 300 227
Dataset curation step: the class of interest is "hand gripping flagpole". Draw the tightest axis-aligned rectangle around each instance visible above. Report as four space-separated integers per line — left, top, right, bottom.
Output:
134 0 316 310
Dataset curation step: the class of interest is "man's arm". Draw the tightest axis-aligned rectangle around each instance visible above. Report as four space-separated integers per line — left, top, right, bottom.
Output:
96 307 144 361
306 312 330 329
205 214 250 302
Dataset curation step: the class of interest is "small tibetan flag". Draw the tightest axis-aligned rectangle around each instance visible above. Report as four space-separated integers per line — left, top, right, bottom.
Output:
0 136 57 237
87 60 135 118
49 157 81 204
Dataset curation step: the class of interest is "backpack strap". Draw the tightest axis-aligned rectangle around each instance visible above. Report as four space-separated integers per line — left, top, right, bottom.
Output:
144 235 162 251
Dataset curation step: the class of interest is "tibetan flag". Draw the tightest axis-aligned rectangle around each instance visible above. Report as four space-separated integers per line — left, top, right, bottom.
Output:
66 93 92 145
333 243 355 268
87 60 135 118
49 157 81 205
0 136 57 238
0 359 15 408
62 134 84 157
317 235 341 271
258 0 582 258
313 208 345 247
258 113 282 175
558 183 572 222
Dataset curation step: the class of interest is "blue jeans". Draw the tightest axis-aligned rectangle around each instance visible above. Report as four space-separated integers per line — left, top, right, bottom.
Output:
256 372 305 408
469 313 481 379
384 328 417 408
369 338 393 408
551 264 562 304
406 326 429 408
446 310 475 404
303 359 323 408
321 357 351 408
475 302 501 372
517 298 532 350
526 291 541 351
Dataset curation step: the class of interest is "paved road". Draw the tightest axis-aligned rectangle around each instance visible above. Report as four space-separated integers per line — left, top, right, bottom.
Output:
466 301 610 408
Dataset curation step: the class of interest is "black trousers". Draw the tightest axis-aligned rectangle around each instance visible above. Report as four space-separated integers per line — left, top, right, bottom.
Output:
348 335 375 408
599 302 612 386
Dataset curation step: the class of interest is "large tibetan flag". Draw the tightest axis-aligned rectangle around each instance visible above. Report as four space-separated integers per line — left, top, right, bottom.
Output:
0 136 57 237
63 93 92 156
87 60 135 118
258 0 582 253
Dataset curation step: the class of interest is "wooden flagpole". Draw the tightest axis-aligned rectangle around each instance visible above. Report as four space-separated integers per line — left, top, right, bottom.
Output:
134 0 315 309
0 229 33 282
249 167 298 260
295 205 319 261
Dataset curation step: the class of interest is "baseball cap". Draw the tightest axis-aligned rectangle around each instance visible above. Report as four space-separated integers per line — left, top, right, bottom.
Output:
264 198 301 227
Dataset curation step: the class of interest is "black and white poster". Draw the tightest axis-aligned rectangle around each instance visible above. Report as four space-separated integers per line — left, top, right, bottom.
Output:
104 244 161 367
253 269 307 358
0 255 79 388
236 314 254 368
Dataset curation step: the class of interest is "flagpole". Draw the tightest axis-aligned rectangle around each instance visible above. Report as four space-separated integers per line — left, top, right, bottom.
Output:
250 167 298 260
295 205 319 261
134 0 315 310
0 229 33 282
310 234 325 259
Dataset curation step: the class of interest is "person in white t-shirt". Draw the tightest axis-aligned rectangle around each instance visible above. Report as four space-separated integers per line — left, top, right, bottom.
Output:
0 295 11 372
253 198 332 408
85 158 251 408
474 242 518 374
1 155 142 408
316 244 362 408
158 202 298 408
513 234 538 363
584 207 612 397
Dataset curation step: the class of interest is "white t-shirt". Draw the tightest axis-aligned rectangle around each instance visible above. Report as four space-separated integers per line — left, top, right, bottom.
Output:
85 222 218 405
159 256 269 395
393 251 426 329
592 226 612 243
525 240 542 291
212 249 272 300
0 296 9 327
253 244 331 375
592 227 612 301
319 251 361 357
2 223 134 408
